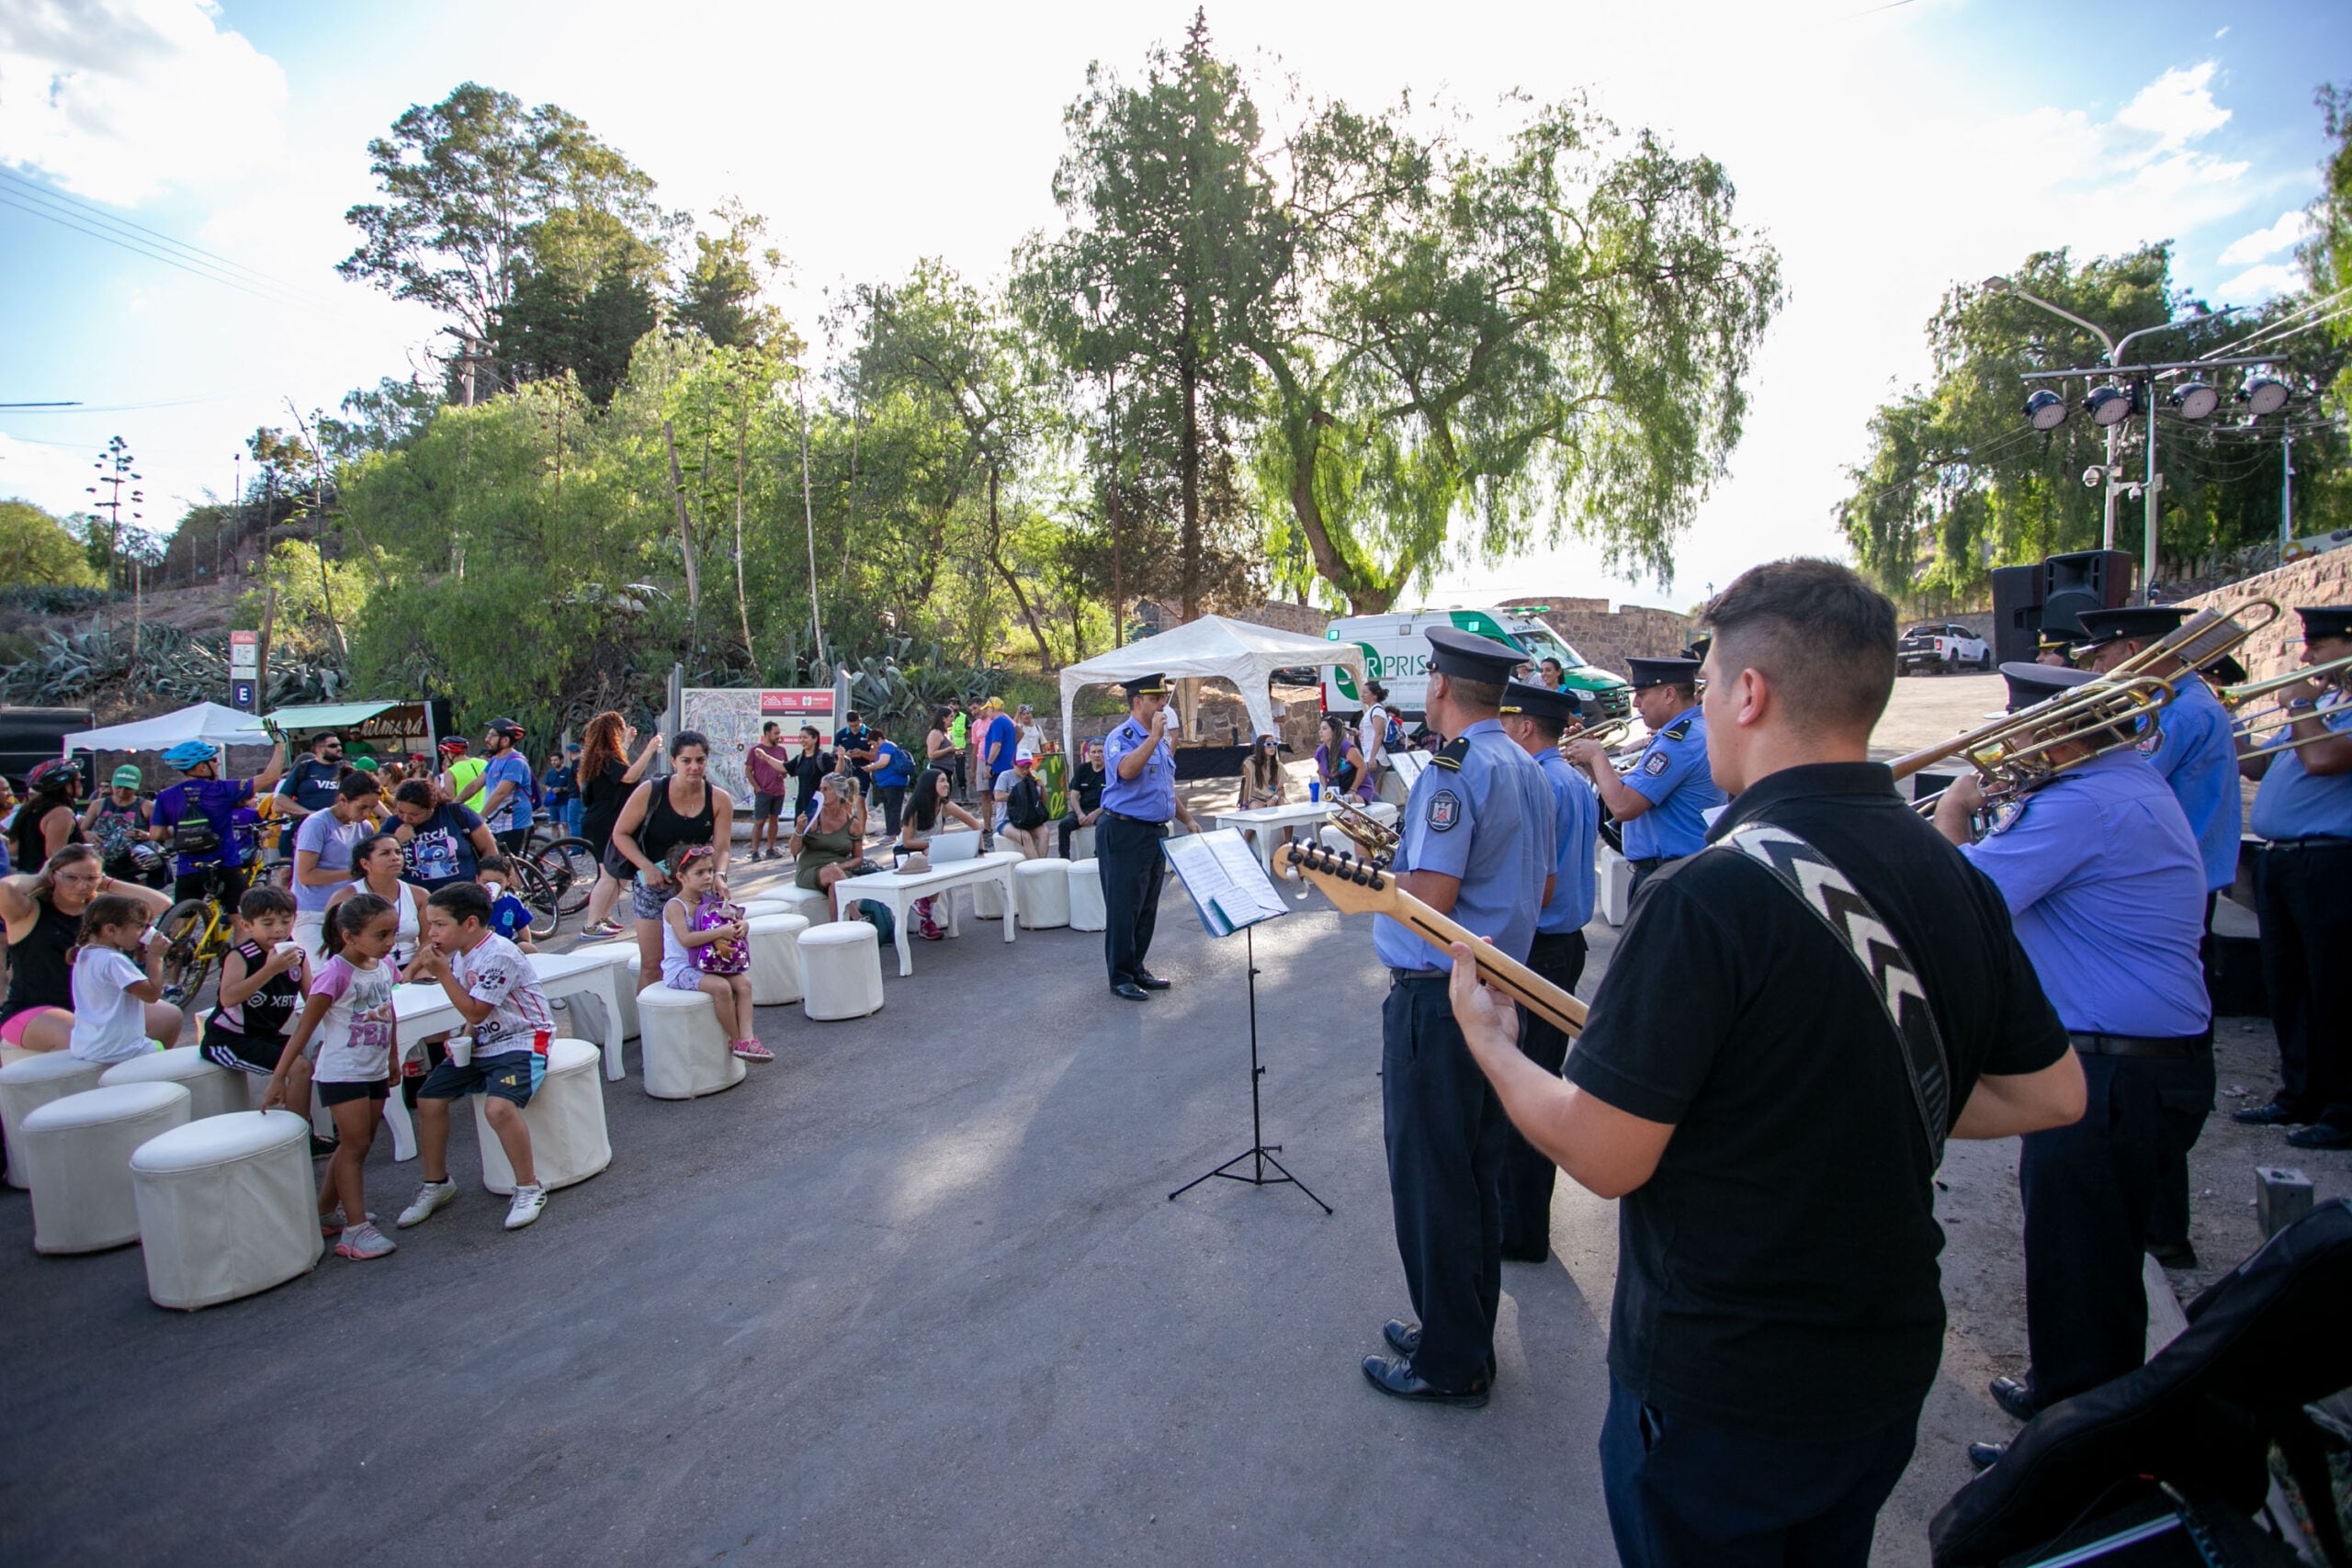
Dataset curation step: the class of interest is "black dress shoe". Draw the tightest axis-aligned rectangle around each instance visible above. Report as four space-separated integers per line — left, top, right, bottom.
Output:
1361 1354 1488 1407
2286 1121 2352 1150
1989 1374 2037 1423
1384 1319 1420 1358
2233 1100 2313 1126
1132 971 1172 990
2146 1239 2199 1270
1111 981 1150 1001
1967 1440 2007 1472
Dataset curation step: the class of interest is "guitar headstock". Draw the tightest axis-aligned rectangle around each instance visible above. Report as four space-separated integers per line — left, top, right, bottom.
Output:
1276 841 1401 917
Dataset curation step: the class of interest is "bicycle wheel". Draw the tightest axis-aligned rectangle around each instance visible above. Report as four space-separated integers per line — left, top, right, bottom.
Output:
158 899 219 1008
508 859 560 940
530 837 598 919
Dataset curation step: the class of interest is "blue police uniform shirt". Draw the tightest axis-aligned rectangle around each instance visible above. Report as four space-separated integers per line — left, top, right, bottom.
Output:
1536 746 1598 935
1099 714 1177 823
2248 692 2352 842
2139 674 2242 891
1959 749 2210 1037
1620 705 1725 862
1374 718 1555 972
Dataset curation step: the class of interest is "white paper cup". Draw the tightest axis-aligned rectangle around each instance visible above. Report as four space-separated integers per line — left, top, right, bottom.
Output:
447 1036 474 1067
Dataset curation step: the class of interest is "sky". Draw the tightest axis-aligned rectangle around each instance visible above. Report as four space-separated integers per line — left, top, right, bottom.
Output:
1 0 2346 614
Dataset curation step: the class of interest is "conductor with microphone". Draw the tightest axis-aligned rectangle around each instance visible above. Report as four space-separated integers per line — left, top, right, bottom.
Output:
1096 673 1198 1000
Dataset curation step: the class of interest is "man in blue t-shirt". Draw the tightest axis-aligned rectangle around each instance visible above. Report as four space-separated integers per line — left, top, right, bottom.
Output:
151 735 289 907
864 723 915 839
274 731 348 822
980 703 1018 795
469 718 537 854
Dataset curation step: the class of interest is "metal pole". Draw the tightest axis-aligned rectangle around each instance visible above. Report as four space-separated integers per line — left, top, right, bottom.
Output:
2281 429 2294 558
2142 412 2160 597
2100 425 2119 551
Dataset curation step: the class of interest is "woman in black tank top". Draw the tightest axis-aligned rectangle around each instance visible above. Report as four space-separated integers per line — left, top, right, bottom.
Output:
0 842 181 1053
607 730 735 979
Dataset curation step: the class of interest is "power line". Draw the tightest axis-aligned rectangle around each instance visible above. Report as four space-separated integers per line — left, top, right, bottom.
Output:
0 190 325 312
0 167 327 303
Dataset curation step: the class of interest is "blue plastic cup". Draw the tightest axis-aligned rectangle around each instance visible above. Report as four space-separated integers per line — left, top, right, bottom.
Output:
1309 780 1321 802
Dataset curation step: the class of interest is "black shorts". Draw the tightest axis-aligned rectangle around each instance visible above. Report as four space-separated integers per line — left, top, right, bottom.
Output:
319 1079 390 1107
174 863 251 909
752 791 786 821
199 1019 284 1075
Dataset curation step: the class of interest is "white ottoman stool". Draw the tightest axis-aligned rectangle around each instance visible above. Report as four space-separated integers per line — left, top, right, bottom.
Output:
800 920 885 1021
469 1038 611 1193
746 913 811 1007
0 1043 34 1068
21 1082 192 1253
102 1046 245 1121
1014 859 1070 930
1067 860 1107 931
740 898 791 919
130 1109 319 1308
770 885 832 923
0 1054 108 1190
973 874 1008 919
1598 843 1634 927
637 987 745 1099
1065 822 1097 862
558 943 640 1046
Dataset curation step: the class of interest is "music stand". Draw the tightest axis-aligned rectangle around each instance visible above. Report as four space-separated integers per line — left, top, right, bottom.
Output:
1161 829 1330 1214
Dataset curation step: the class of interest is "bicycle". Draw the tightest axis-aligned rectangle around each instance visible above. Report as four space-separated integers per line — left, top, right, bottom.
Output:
524 811 598 922
502 853 563 941
156 880 243 1009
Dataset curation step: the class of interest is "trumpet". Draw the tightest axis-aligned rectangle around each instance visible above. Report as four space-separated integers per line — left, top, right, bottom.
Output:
2223 652 2352 754
1324 795 1400 865
1564 716 1637 750
1893 598 2278 818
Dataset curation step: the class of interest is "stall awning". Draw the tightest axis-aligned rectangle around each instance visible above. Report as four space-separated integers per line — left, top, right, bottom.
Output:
62 702 274 755
265 701 398 732
1058 615 1365 752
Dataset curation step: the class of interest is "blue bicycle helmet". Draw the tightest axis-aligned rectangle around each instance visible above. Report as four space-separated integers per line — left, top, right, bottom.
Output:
161 741 219 770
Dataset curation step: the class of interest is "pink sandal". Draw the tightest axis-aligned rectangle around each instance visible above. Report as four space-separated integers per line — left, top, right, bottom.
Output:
730 1039 774 1063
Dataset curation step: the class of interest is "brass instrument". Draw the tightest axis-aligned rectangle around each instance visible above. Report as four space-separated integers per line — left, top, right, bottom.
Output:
2223 652 2352 756
1324 794 1400 865
1893 599 2278 819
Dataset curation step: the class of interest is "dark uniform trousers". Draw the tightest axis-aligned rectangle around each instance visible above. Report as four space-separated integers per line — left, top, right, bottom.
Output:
2254 841 2352 1122
1627 858 1665 897
1096 813 1167 987
2149 895 2222 1251
1498 930 1589 1258
2019 1048 2207 1408
1383 975 1510 1391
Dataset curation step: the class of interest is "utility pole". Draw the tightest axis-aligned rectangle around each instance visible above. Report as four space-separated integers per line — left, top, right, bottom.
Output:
2281 428 2295 558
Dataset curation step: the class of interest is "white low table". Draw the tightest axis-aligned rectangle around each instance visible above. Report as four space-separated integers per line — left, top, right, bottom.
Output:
381 980 468 1164
1210 802 1334 872
529 949 631 1083
844 851 1023 976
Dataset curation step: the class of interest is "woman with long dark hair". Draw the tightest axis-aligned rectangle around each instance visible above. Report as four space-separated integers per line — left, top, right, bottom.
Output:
1316 714 1374 804
896 767 983 941
608 728 733 979
577 711 663 939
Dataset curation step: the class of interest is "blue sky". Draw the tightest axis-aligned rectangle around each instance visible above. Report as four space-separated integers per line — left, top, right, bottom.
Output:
3 0 2346 608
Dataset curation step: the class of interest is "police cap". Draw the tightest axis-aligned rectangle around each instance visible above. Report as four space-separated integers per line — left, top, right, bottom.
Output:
1122 672 1168 697
1498 679 1578 724
2295 605 2352 644
2000 660 2098 713
1679 635 1713 663
2200 653 2248 686
1624 655 1703 691
2075 605 2188 653
1424 626 1524 682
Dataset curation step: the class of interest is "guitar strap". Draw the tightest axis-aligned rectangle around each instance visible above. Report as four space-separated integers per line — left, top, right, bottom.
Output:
1710 822 1953 1167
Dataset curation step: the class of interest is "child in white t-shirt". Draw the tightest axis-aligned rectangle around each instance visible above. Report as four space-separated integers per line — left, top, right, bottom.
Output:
67 895 168 1064
266 893 401 1261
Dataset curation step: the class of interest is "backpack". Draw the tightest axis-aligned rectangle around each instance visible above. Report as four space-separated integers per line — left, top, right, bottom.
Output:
1006 775 1048 830
166 786 221 859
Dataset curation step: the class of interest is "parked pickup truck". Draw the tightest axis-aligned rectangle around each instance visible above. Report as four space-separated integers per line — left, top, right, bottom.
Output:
1898 623 1993 674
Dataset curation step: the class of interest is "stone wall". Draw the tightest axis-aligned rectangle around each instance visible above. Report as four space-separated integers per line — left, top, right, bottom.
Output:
2182 548 2352 683
1225 601 1331 637
1499 595 1695 679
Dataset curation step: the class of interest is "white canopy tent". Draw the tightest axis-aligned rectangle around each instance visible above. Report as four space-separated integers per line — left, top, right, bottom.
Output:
1057 615 1365 753
62 702 274 756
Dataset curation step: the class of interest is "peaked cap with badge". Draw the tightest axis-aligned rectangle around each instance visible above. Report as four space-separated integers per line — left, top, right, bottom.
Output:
1498 679 1580 725
1624 655 1703 691
2073 605 2188 654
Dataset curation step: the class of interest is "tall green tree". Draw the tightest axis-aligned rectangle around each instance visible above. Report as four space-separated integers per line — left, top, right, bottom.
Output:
673 198 790 354
0 500 101 589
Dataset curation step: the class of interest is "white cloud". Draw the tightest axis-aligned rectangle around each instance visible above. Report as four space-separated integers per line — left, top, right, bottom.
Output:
0 431 107 517
0 0 288 204
2219 209 2312 266
2216 262 2303 301
2111 62 2232 152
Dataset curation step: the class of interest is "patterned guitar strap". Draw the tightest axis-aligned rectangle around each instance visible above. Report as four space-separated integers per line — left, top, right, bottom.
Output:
1711 822 1953 1166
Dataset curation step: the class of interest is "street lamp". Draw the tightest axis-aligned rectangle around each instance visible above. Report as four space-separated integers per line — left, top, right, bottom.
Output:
2167 381 2220 421
2083 386 2135 427
2239 377 2289 416
2023 389 2069 431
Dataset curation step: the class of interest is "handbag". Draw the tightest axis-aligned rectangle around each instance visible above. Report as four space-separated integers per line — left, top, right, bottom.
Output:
1708 822 1953 1165
689 894 749 975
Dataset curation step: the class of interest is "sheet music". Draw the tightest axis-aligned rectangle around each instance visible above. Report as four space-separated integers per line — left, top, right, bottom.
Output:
1387 750 1429 793
1163 828 1288 935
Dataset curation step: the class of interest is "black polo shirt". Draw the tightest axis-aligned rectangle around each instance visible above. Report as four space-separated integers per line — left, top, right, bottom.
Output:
1565 761 2067 1441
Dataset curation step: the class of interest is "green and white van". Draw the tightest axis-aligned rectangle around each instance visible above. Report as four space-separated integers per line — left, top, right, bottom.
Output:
1322 607 1633 721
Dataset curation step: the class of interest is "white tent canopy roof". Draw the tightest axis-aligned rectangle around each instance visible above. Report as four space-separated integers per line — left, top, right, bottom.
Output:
1058 615 1364 753
62 702 274 756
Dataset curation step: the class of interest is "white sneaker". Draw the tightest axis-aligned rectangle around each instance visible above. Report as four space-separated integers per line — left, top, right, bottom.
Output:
504 1184 548 1231
334 1222 396 1260
397 1180 459 1229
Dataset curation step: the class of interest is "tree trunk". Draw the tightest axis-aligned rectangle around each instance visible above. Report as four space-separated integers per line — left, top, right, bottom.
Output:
991 468 1053 667
1280 411 1393 614
662 419 701 650
1107 370 1124 650
732 389 754 662
1180 319 1200 622
254 471 277 705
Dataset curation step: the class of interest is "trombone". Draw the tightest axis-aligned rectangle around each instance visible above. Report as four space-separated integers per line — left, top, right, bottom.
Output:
2223 652 2352 755
1324 795 1400 866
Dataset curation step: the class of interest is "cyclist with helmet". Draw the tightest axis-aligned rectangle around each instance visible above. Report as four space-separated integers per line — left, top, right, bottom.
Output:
13 758 86 872
463 718 537 854
149 735 288 908
82 764 167 888
438 738 485 812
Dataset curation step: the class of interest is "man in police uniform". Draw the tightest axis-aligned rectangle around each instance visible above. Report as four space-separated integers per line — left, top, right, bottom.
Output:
1363 628 1555 1407
1448 560 2081 1564
1097 674 1199 1001
2074 604 2239 1263
1495 677 1599 1263
1934 662 2209 1439
1566 655 1724 893
2235 604 2352 1149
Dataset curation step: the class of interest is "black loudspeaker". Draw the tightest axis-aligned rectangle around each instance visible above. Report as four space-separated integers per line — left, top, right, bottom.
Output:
1991 564 2043 667
2041 549 2133 640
